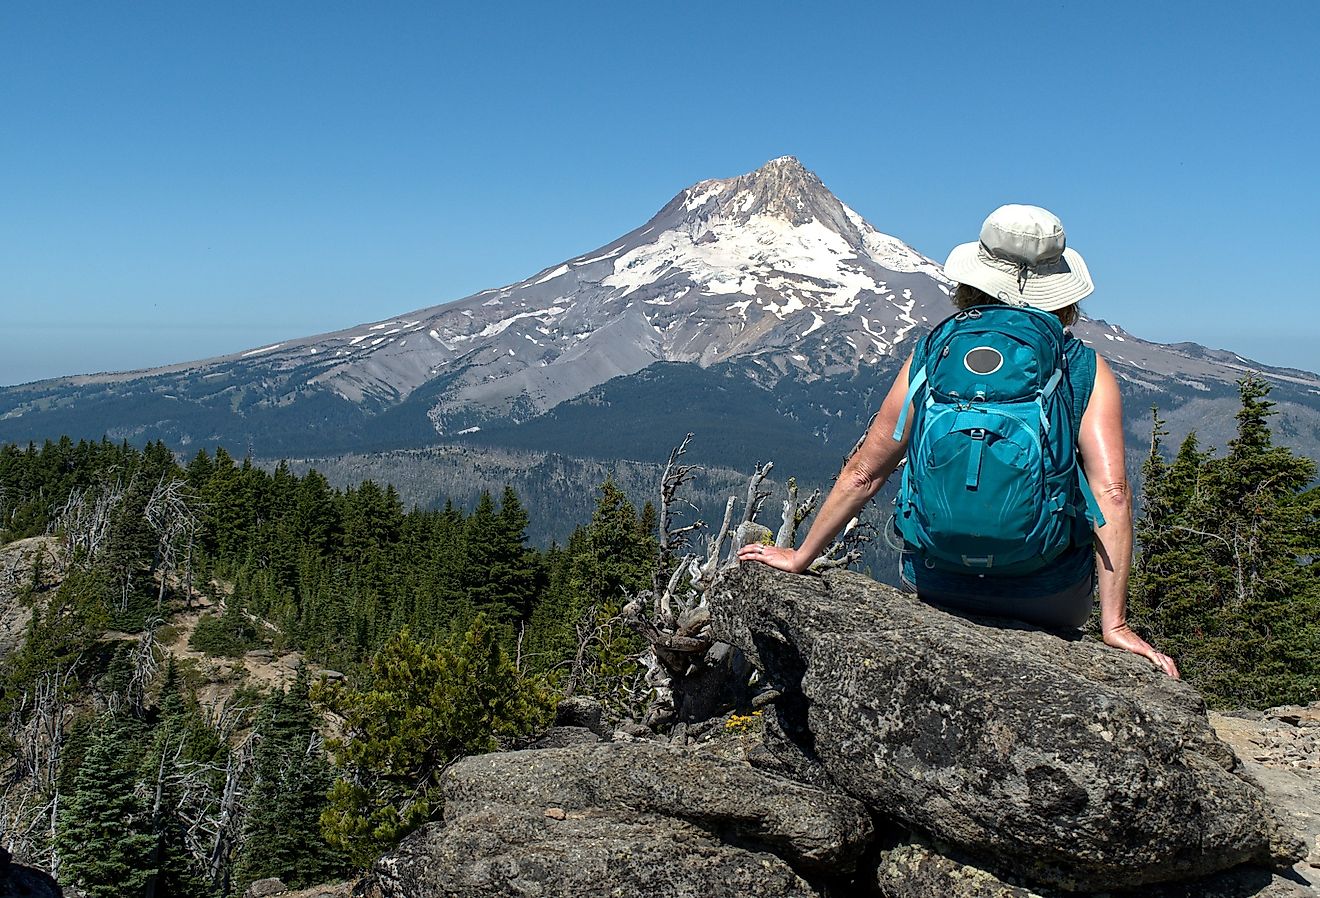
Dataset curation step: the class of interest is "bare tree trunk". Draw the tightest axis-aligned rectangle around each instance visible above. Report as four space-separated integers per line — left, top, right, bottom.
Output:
654 434 701 595
743 463 772 524
144 745 171 898
208 736 250 893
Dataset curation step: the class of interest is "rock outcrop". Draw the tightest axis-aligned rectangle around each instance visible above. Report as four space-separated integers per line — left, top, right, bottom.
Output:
1212 706 1320 888
361 741 871 898
872 832 1315 898
710 565 1302 891
441 742 874 871
0 847 62 898
360 563 1310 898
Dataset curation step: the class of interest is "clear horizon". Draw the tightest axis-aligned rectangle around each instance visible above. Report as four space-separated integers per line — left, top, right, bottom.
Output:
3 0 1318 385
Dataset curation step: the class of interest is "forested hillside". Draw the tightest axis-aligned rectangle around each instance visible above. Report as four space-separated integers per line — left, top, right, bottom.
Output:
0 439 657 895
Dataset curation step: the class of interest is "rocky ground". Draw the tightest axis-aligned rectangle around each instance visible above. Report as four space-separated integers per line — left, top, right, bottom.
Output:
0 536 58 656
1211 706 1320 889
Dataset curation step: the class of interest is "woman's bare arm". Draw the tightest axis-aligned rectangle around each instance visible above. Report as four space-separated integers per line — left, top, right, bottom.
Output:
1079 354 1179 677
738 356 914 573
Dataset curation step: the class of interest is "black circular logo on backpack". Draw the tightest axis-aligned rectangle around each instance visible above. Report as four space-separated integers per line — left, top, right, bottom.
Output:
963 346 1003 375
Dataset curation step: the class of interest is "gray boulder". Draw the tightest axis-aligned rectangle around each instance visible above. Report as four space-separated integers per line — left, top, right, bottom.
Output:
873 831 1316 898
0 848 62 898
441 741 873 871
244 878 288 898
710 564 1304 892
526 725 601 749
553 695 608 737
363 808 819 898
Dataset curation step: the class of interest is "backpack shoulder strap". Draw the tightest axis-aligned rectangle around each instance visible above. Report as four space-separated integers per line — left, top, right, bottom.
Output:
891 330 936 441
1063 334 1104 527
891 363 928 441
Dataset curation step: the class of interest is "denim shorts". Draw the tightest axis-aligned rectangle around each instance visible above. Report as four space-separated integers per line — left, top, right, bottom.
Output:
899 563 1096 631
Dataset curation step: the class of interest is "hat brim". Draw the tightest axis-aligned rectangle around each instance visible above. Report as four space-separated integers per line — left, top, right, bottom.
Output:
943 242 1093 312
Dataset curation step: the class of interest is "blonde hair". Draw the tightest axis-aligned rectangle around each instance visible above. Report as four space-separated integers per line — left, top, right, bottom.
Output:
951 283 1080 329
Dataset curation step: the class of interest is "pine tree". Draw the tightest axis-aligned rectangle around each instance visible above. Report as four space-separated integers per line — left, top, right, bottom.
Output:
1132 376 1320 707
525 480 654 699
56 718 156 898
317 619 551 866
231 673 342 893
102 470 160 631
457 486 540 624
1130 413 1214 643
141 737 213 898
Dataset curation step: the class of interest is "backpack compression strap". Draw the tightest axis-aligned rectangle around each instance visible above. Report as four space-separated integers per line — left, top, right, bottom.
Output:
1076 466 1106 528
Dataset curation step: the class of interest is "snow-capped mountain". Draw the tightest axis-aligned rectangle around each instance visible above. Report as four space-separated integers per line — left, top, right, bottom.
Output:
174 156 955 434
1 156 1317 462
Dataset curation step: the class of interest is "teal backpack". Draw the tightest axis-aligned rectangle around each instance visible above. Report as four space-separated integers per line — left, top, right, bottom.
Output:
891 305 1104 575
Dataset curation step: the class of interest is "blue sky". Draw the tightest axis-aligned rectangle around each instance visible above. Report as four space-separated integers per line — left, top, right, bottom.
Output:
2 0 1317 385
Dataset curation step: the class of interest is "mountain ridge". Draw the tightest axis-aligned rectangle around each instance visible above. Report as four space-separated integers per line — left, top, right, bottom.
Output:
1 156 1318 463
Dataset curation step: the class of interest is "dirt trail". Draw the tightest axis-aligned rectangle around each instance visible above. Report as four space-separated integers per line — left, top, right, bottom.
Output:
1 536 328 712
155 591 333 711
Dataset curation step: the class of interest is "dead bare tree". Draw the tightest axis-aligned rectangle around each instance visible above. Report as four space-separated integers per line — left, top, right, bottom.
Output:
623 436 876 729
122 618 165 717
145 475 202 612
50 473 127 567
653 433 703 597
1 660 81 874
205 728 255 892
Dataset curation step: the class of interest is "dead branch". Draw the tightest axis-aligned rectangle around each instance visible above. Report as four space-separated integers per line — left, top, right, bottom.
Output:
126 618 165 717
655 434 700 593
654 560 688 626
1 659 81 873
775 478 822 548
700 496 738 584
811 515 875 571
743 462 773 524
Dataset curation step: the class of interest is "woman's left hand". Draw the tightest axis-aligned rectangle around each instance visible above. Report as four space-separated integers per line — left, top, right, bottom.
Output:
736 542 808 574
1103 623 1181 678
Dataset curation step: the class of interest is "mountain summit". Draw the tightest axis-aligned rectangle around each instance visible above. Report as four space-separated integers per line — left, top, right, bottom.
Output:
1 157 1317 458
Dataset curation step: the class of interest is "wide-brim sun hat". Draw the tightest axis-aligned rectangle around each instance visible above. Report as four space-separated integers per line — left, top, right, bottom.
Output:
944 204 1093 312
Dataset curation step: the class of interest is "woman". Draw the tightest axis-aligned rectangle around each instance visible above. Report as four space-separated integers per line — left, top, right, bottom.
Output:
738 204 1178 678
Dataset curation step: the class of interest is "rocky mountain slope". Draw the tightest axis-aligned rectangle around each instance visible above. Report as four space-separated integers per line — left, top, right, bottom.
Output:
1 157 1317 469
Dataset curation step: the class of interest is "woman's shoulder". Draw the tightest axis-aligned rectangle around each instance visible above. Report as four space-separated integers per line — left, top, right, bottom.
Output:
1064 331 1095 356
1064 333 1097 370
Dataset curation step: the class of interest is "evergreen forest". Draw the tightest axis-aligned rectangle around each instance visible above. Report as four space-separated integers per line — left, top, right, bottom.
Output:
0 374 1315 896
0 439 655 895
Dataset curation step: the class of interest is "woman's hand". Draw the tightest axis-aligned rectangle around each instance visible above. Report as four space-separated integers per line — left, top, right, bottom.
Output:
736 542 809 574
1103 623 1180 678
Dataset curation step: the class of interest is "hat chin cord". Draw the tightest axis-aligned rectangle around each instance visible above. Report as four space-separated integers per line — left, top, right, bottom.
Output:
979 241 1035 294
